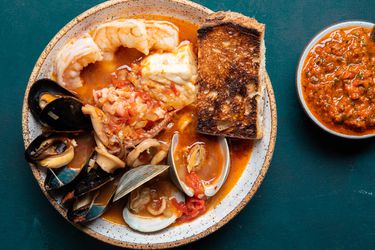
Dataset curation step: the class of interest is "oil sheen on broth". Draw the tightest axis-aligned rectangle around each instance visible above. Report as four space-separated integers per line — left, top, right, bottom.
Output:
72 15 253 225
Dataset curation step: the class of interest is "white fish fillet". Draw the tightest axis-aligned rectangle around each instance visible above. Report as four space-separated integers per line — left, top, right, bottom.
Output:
140 42 198 108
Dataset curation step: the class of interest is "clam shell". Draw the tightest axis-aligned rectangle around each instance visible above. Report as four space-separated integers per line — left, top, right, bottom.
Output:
113 164 170 202
168 133 230 197
123 189 185 233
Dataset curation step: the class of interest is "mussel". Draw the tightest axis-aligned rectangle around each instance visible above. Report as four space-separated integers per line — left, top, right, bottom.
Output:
25 133 75 168
67 178 119 223
61 164 118 208
44 133 96 190
28 79 90 131
168 133 231 197
25 132 96 190
74 165 117 197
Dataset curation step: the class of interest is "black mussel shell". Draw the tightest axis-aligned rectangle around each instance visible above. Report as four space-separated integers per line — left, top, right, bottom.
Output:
61 165 117 206
74 166 116 197
40 97 91 131
28 79 75 118
67 180 118 223
44 133 96 190
28 78 91 131
25 132 70 164
67 200 107 223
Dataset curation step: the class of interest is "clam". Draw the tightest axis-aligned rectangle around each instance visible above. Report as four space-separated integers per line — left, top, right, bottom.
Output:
113 164 170 202
67 178 119 223
113 164 185 233
123 185 185 233
168 133 230 197
28 79 90 131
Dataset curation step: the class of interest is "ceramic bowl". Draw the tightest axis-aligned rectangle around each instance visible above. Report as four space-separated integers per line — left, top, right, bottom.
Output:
22 0 277 248
296 21 374 139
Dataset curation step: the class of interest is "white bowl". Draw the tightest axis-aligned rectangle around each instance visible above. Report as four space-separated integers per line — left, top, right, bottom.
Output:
296 21 374 139
22 0 277 248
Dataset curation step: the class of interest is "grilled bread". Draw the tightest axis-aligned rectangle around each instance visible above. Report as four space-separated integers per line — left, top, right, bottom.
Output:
196 11 266 139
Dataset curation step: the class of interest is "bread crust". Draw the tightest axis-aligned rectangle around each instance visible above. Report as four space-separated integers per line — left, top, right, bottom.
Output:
196 11 266 139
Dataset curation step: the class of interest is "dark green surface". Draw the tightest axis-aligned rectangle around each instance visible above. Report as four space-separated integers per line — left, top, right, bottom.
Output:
1 0 374 249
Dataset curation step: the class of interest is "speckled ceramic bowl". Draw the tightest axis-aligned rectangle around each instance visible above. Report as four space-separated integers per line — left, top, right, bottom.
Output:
296 21 374 139
22 0 277 248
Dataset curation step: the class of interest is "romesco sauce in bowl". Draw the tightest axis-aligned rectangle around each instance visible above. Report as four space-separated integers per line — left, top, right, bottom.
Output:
297 21 375 138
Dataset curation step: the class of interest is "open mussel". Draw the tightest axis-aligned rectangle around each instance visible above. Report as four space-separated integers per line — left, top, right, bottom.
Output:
44 133 96 190
67 178 119 223
28 79 90 131
25 132 75 168
25 132 96 190
61 163 118 208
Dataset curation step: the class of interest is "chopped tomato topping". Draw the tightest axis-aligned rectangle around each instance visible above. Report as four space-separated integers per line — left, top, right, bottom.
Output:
185 171 204 196
111 72 135 90
171 197 207 223
144 120 155 130
170 82 180 96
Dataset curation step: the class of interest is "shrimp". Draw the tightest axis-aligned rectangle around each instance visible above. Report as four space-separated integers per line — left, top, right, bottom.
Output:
144 20 179 52
92 19 179 60
92 19 149 60
55 34 103 89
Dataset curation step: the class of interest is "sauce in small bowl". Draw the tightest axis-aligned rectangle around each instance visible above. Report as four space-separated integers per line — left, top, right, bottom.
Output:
297 21 375 139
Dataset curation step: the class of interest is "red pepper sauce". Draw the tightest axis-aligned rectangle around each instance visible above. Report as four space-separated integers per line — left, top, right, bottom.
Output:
302 26 375 135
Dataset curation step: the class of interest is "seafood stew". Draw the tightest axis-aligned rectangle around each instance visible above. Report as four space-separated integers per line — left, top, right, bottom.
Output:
25 15 255 232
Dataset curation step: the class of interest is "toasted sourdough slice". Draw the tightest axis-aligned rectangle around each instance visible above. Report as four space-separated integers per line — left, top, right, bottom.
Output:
196 11 266 139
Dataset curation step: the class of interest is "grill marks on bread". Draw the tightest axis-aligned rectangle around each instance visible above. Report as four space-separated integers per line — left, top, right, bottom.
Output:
196 12 265 139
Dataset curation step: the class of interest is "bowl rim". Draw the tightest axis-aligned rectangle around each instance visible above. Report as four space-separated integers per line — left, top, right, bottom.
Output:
296 20 375 139
21 0 278 248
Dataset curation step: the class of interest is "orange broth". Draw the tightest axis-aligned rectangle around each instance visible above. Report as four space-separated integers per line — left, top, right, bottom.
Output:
70 15 254 225
67 133 95 170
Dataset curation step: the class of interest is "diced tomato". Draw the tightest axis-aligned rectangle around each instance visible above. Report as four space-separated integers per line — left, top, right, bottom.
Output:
106 121 120 132
136 68 142 77
171 197 207 223
170 82 180 96
185 171 204 196
111 73 135 90
127 108 135 117
111 76 127 88
163 87 173 95
144 120 155 130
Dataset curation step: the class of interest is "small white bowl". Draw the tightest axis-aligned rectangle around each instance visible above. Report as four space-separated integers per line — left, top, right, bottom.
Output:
296 21 375 139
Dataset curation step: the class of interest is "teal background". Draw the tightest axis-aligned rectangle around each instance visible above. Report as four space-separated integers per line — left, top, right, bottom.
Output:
0 0 374 249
